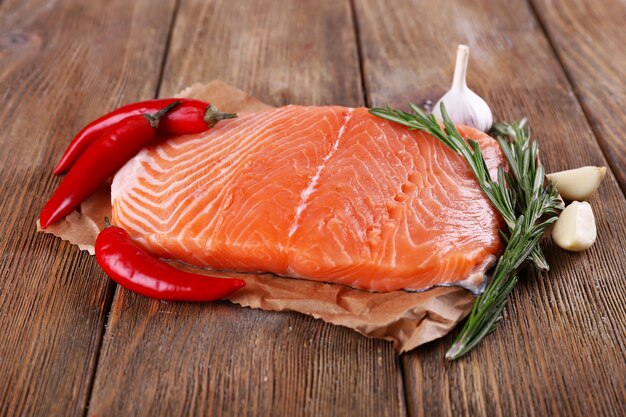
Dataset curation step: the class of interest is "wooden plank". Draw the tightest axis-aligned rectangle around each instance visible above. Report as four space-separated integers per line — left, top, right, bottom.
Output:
530 0 626 193
353 0 626 416
0 0 176 416
87 1 406 416
157 0 361 106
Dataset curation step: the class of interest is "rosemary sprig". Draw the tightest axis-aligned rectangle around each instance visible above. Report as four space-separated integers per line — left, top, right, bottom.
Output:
369 104 562 359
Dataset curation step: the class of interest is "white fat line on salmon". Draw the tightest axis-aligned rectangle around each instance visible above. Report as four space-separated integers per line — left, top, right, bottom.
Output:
288 109 354 238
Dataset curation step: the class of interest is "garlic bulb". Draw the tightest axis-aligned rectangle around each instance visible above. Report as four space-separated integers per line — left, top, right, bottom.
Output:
547 166 606 201
432 45 493 132
552 201 597 252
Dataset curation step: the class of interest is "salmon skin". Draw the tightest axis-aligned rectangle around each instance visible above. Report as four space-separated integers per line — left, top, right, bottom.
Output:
111 106 504 293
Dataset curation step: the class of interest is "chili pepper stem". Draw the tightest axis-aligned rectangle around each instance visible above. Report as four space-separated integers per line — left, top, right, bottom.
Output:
104 217 111 228
144 100 182 128
204 105 237 128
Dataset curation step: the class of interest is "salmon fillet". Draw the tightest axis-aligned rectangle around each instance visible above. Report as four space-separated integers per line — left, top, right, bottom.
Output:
111 106 504 292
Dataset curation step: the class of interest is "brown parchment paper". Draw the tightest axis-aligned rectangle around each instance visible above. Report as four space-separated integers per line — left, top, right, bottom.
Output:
38 80 475 352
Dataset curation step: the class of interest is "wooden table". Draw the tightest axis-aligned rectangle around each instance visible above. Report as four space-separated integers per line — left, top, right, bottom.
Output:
1 0 624 416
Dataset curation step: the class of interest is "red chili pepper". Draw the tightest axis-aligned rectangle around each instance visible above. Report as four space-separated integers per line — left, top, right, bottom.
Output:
53 98 236 175
159 102 237 135
95 220 245 301
40 102 181 229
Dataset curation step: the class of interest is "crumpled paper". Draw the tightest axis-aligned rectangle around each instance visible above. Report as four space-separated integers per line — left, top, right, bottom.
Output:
38 80 475 352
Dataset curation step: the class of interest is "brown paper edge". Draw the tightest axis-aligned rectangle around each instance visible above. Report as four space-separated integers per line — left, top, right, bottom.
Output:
37 80 475 352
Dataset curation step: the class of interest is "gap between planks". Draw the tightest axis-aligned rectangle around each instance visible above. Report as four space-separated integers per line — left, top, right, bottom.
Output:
347 1 411 414
81 3 182 417
349 0 370 108
154 0 181 99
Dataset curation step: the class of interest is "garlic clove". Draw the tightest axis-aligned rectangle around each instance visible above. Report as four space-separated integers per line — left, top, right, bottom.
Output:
552 201 597 252
547 166 607 201
432 44 493 132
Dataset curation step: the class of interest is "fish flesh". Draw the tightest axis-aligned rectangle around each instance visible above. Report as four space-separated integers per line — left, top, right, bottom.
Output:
111 106 504 292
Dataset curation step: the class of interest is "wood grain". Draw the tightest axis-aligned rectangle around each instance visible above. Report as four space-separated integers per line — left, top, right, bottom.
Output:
2 1 625 416
0 0 176 416
158 0 362 106
530 0 626 193
353 0 626 416
87 1 406 417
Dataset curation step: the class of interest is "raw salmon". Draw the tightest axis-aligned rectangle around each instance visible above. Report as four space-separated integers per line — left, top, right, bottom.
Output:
111 106 504 293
